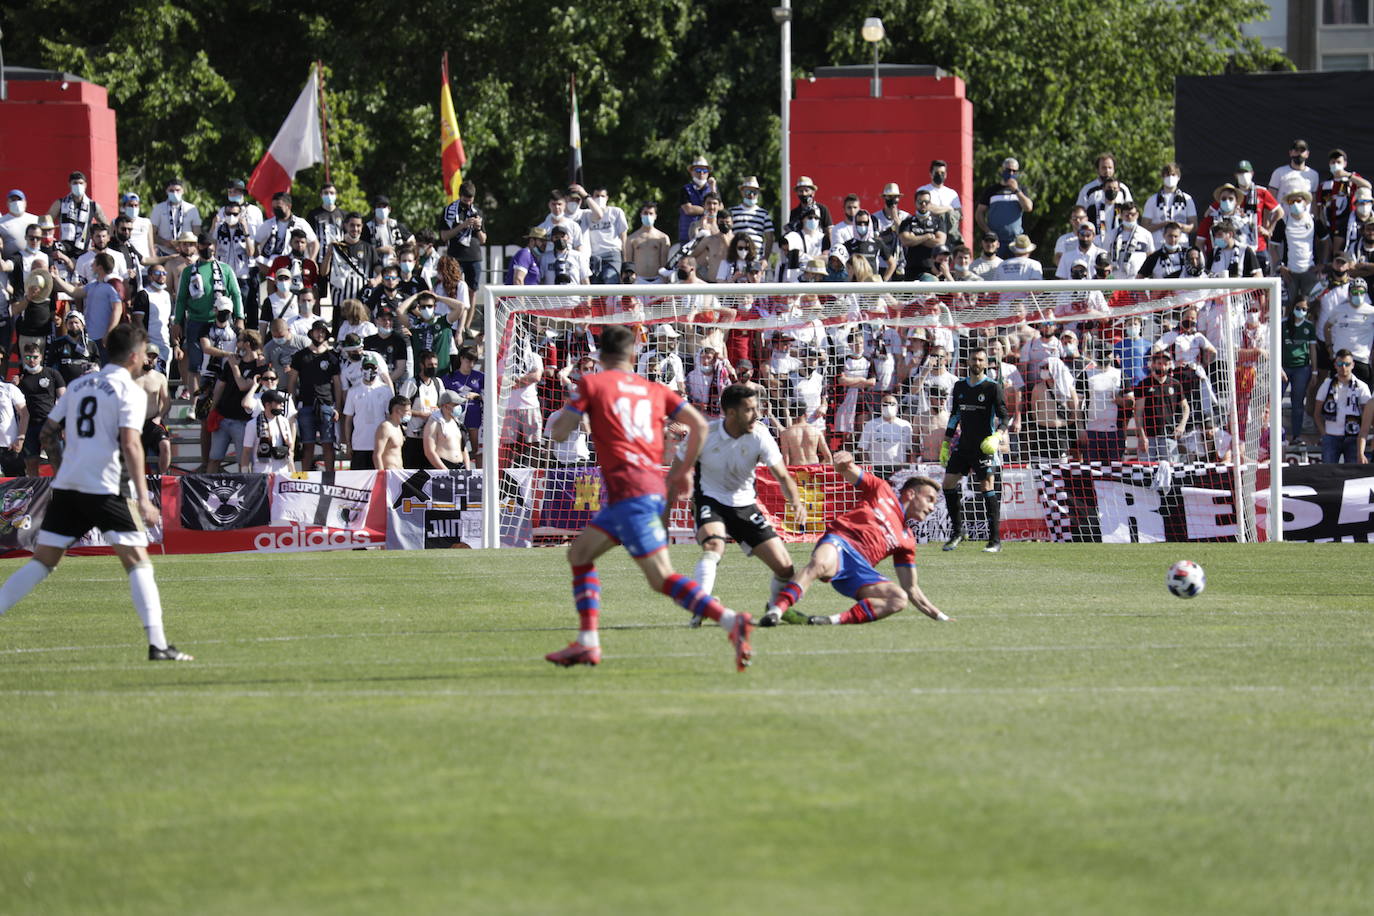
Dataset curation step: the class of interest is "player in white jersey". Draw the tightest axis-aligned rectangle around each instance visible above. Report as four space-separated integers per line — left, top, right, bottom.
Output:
0 323 193 661
670 384 806 627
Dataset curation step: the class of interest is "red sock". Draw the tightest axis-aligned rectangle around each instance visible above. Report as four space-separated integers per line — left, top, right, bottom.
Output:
572 564 600 631
773 582 804 612
837 599 878 625
662 573 725 622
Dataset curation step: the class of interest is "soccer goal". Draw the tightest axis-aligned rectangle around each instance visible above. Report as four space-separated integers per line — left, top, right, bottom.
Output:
480 276 1284 549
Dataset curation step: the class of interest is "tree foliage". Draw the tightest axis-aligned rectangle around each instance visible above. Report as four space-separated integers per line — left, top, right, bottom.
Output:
3 0 1288 247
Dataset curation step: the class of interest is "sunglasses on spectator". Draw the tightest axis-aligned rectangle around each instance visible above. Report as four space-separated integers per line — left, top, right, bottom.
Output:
261 375 279 381
1336 360 1354 367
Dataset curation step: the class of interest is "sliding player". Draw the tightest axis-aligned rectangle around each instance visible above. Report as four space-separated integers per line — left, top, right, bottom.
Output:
761 450 950 626
670 383 806 627
545 325 754 670
940 346 1009 553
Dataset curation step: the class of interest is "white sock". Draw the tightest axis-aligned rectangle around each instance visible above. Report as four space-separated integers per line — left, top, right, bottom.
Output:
769 575 790 602
0 559 51 614
717 609 738 631
693 551 721 596
129 564 167 649
577 630 600 648
827 614 841 624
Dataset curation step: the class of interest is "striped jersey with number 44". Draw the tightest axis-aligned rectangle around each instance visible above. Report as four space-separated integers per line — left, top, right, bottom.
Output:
47 364 146 497
568 369 686 502
826 471 916 568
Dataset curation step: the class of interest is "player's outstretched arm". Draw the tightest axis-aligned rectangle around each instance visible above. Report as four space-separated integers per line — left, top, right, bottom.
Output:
896 565 952 621
831 449 863 485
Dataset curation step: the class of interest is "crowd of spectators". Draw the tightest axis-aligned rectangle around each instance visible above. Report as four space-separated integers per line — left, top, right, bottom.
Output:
2 138 1373 474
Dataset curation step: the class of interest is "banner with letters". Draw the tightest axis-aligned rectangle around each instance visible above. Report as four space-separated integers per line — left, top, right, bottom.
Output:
3 462 1369 556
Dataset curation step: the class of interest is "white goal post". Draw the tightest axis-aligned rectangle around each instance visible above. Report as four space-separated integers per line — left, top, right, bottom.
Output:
481 276 1285 549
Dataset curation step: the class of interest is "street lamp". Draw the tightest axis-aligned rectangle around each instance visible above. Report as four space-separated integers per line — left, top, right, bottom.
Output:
862 17 885 98
772 3 792 231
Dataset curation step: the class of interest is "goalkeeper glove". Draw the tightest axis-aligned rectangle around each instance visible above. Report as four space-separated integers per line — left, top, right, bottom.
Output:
939 440 951 465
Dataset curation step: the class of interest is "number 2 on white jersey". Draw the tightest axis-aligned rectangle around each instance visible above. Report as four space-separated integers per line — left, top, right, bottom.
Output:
611 395 654 441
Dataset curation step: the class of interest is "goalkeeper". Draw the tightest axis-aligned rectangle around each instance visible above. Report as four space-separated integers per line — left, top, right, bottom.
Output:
939 347 1009 553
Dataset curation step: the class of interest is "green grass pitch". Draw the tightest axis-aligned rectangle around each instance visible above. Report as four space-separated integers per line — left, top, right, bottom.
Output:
1 543 1371 915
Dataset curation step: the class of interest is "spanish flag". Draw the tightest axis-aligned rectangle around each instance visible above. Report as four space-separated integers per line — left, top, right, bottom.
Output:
440 53 466 203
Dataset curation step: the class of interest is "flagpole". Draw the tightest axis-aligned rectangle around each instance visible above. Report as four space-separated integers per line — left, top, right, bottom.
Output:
316 60 332 185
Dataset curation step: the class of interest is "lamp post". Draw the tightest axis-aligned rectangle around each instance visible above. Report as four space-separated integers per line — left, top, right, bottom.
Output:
772 2 792 234
862 17 885 98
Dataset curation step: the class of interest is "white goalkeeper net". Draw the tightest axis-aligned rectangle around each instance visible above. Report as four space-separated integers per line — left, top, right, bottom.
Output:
480 278 1281 548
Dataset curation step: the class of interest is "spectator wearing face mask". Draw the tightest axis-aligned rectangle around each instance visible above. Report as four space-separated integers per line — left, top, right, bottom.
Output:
17 342 65 476
243 389 295 473
1103 202 1155 279
129 265 175 368
1320 276 1374 387
1201 167 1279 263
1281 299 1319 444
1137 223 1189 279
0 189 38 260
976 158 1033 257
677 157 718 242
1348 203 1374 275
439 181 485 292
899 190 947 281
286 320 342 471
260 266 302 333
399 291 456 374
206 330 268 472
47 171 110 257
624 204 669 282
780 207 827 281
637 325 686 393
729 177 774 261
267 229 319 309
1313 348 1372 464
785 175 831 239
1267 138 1320 199
719 233 760 282
364 307 410 388
400 349 447 468
1317 149 1371 241
342 351 394 469
1084 176 1128 241
210 178 264 237
1206 219 1262 278
1055 221 1106 280
1114 316 1152 386
1141 163 1197 247
1153 306 1218 369
540 225 589 285
1076 153 1133 211
918 159 963 244
577 185 628 284
443 346 485 466
1272 187 1330 307
363 195 413 261
859 394 914 471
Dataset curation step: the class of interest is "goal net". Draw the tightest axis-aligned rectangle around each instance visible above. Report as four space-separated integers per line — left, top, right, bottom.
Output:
480 277 1282 549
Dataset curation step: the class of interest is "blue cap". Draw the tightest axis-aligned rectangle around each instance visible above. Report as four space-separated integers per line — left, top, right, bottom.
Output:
6 189 24 200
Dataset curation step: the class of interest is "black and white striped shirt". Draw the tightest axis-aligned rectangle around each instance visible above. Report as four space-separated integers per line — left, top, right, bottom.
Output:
728 203 774 253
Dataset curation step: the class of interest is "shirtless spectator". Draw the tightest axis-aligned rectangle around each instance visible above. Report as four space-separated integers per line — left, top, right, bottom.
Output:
778 407 832 465
625 202 670 281
425 390 470 469
1023 356 1080 463
135 343 172 474
374 395 408 470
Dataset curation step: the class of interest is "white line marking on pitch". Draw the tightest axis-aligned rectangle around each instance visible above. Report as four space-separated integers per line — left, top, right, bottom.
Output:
1 684 1371 700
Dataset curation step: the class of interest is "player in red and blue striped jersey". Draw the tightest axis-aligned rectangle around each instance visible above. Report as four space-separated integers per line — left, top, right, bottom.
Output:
762 451 951 627
544 325 755 671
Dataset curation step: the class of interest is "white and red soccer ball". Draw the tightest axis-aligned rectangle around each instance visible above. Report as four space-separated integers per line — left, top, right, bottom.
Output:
1166 560 1206 599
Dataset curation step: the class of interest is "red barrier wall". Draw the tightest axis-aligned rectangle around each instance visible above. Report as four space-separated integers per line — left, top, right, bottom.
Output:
791 74 974 242
0 79 119 219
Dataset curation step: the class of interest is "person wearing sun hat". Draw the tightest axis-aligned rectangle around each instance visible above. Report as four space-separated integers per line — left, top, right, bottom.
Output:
785 175 832 237
1272 184 1327 307
678 155 717 242
992 233 1044 283
730 175 775 258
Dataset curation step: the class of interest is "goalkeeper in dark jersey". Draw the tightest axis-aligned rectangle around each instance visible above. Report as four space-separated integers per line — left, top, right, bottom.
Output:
939 347 1009 553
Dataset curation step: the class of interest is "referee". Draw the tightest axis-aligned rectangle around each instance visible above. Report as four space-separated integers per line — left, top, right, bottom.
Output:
940 347 1009 553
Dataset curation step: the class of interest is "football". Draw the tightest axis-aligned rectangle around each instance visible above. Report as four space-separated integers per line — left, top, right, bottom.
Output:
1166 560 1206 598
980 433 1000 455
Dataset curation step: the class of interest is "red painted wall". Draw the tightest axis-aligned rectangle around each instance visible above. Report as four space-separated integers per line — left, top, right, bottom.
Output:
0 80 119 219
791 75 973 242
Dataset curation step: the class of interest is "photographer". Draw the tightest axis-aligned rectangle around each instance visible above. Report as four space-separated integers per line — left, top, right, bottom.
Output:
206 330 268 472
242 389 295 473
539 225 588 285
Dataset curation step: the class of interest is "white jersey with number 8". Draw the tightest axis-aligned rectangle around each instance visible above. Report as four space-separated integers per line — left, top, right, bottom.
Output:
47 364 147 496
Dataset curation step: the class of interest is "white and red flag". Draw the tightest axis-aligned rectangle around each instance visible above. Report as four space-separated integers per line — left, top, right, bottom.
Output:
248 64 324 205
